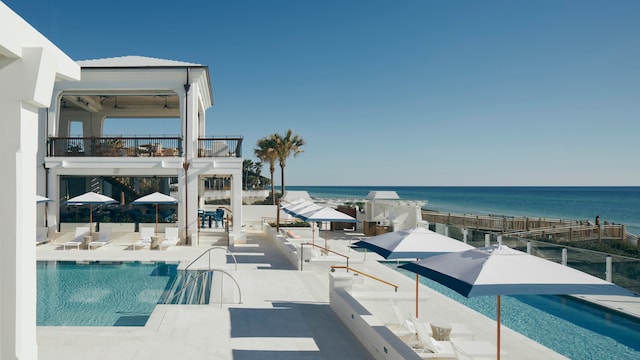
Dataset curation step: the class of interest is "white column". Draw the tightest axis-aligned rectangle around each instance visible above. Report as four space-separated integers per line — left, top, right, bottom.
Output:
229 171 243 244
1 6 79 358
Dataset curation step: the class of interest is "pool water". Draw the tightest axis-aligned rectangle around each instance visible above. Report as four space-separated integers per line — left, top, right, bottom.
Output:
37 261 178 326
390 265 640 360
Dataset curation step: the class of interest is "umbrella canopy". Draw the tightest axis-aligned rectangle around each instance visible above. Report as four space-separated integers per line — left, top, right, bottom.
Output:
296 206 359 248
132 192 178 234
354 226 474 317
296 206 360 223
36 195 52 203
399 244 635 359
66 192 118 234
353 227 474 259
281 199 321 217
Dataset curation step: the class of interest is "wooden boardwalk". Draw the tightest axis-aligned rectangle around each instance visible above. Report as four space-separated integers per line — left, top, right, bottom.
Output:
421 210 635 244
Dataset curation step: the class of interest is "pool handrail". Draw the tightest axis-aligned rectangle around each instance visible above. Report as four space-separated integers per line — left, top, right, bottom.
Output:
185 246 238 271
167 269 242 305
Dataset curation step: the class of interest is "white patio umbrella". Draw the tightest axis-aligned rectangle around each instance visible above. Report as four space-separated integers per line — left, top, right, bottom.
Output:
132 192 178 235
399 244 635 360
353 227 474 317
66 191 118 234
296 206 359 248
282 199 321 217
36 195 52 203
280 199 323 243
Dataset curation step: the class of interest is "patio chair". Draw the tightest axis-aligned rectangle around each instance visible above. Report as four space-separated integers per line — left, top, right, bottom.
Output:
160 227 180 249
132 227 154 250
409 316 456 358
62 227 90 250
387 299 416 343
89 227 112 250
36 227 49 245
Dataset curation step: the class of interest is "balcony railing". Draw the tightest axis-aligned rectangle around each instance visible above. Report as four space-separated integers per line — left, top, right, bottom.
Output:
49 137 183 158
48 137 243 158
197 137 243 158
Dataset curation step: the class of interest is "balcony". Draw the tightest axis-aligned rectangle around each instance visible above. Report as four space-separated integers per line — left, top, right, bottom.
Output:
197 137 243 158
48 137 243 158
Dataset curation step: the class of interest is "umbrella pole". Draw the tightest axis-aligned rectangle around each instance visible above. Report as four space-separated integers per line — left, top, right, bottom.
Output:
497 295 501 360
89 204 93 234
155 204 159 235
415 273 419 317
324 225 328 250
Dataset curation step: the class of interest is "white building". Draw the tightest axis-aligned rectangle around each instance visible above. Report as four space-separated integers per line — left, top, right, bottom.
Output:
41 55 245 245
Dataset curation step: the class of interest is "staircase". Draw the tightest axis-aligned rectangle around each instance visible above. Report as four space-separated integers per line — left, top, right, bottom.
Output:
160 270 213 305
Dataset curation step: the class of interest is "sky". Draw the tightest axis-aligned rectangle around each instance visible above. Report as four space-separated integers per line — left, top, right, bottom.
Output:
6 0 640 186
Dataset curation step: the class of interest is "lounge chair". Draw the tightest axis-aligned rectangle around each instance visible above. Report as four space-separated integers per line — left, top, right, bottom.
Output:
409 316 456 358
410 317 496 359
36 227 49 245
388 299 416 337
89 227 112 250
160 227 180 249
132 227 154 250
62 227 90 250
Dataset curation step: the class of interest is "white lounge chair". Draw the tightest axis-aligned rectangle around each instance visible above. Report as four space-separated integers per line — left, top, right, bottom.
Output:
409 317 456 358
62 227 90 250
388 299 416 337
132 227 154 250
89 227 112 250
36 227 49 245
160 227 179 249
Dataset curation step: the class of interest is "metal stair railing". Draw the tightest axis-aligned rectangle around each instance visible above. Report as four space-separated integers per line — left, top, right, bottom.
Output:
185 246 238 272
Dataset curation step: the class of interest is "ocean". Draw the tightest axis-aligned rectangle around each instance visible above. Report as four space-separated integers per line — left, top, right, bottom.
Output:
281 186 640 236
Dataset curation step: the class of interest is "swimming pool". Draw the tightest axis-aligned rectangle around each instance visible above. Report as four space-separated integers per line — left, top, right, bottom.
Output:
390 265 640 360
37 261 178 326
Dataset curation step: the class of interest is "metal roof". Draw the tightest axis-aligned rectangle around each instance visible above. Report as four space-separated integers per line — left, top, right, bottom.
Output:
77 55 202 68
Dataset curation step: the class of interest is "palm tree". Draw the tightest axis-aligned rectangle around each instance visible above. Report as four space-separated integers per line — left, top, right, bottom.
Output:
242 159 254 190
254 137 278 204
273 129 305 196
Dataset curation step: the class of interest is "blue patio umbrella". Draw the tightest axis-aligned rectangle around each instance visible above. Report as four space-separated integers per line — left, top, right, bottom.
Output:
399 244 636 360
353 227 474 317
295 206 359 248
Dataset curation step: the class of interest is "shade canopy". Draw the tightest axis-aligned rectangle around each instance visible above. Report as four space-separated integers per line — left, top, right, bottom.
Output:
399 244 634 297
296 206 360 223
399 244 635 360
354 226 474 318
36 195 52 203
132 192 178 234
354 227 473 259
66 191 118 205
282 199 322 217
131 192 178 205
65 192 118 234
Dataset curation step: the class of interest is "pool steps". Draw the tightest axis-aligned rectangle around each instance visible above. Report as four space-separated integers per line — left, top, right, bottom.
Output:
160 270 212 305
